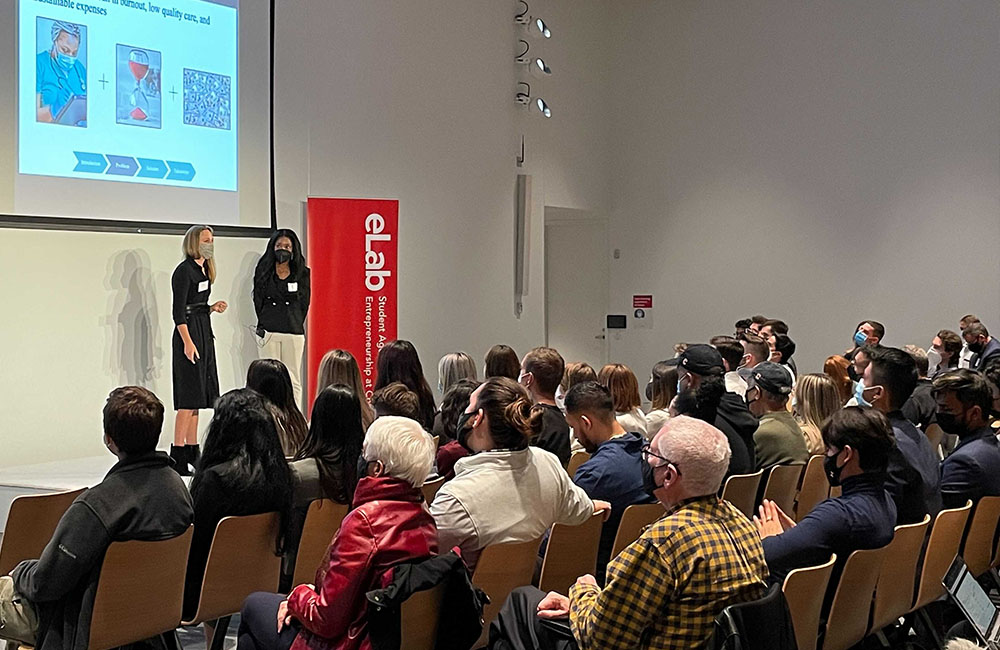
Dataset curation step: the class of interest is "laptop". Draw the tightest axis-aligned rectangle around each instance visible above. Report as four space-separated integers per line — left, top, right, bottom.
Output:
944 555 1000 649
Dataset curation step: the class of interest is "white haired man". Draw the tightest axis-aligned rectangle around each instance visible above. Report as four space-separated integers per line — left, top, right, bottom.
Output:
489 415 769 650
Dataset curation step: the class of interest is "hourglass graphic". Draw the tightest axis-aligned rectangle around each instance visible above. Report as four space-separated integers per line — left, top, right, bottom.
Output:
127 49 150 121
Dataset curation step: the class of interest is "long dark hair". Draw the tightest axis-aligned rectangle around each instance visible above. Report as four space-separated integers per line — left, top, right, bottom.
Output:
247 359 308 456
193 388 293 551
294 385 364 505
440 379 481 442
374 340 436 430
484 344 521 380
254 229 307 283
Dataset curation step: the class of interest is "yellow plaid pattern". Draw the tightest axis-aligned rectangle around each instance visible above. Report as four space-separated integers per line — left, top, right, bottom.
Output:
568 496 768 650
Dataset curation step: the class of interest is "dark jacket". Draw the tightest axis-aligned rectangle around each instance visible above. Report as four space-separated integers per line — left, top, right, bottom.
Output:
12 452 193 650
253 267 311 335
184 459 291 619
366 551 485 650
940 427 1000 509
531 404 571 467
286 475 438 650
884 412 942 525
718 393 759 467
971 338 1000 371
572 433 656 582
901 380 936 431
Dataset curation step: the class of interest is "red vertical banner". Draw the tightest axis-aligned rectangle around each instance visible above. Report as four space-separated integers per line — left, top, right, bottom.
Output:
306 198 398 414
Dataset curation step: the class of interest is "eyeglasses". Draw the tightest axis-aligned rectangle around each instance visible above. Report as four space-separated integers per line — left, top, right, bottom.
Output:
641 443 680 474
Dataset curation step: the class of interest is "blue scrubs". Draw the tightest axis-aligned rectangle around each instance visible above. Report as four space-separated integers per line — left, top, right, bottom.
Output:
36 51 87 119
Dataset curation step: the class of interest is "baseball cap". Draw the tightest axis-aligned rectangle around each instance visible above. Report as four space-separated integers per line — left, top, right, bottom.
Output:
747 361 793 395
666 344 725 376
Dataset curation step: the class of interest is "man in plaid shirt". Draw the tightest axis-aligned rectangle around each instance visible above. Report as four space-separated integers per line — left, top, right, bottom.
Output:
490 415 769 650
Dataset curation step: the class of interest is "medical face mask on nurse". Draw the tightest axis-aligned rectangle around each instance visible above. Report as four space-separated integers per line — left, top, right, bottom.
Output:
52 31 80 71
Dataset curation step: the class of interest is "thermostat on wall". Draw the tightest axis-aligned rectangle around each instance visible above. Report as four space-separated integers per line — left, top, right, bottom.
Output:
607 314 627 329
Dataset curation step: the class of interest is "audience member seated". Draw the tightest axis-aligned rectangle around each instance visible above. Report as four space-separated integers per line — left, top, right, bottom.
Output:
964 322 1000 371
373 339 437 430
671 344 758 465
435 379 479 480
560 361 598 413
740 334 771 371
711 335 750 398
902 345 937 431
598 363 649 438
520 347 572 465
430 377 607 572
184 389 293 621
747 362 809 470
864 346 942 524
247 358 309 456
316 348 375 430
673 374 753 477
982 359 1000 428
563 381 654 583
238 417 438 650
489 416 768 650
770 333 798 383
755 407 896 587
845 320 885 376
0 387 193 650
643 360 677 438
793 373 842 455
934 370 1000 508
849 344 880 400
823 354 854 405
484 343 521 380
433 352 478 437
370 381 421 420
929 329 962 378
284 385 364 586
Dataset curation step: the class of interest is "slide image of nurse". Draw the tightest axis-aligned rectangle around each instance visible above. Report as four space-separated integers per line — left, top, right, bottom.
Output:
35 18 87 126
116 44 162 128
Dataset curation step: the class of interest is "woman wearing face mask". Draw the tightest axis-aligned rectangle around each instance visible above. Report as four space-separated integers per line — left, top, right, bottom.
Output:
253 229 311 405
170 225 227 475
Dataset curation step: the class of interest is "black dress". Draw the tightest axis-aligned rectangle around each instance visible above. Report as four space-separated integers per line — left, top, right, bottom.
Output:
171 257 220 410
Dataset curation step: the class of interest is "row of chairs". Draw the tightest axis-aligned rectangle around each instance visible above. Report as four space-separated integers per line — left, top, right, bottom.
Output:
721 455 830 522
783 496 1000 650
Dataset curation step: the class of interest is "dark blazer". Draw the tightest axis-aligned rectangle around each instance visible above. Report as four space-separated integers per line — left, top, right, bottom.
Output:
940 427 1000 509
12 453 193 650
885 412 943 524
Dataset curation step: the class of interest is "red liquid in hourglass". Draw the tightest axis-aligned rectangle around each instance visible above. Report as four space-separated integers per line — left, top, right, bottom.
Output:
129 61 149 81
130 107 147 120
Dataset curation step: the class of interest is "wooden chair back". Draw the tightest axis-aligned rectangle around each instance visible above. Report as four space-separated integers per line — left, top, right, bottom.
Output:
566 451 590 478
869 515 930 633
721 470 763 519
794 455 830 522
291 500 349 588
762 464 805 515
961 496 1000 577
421 477 446 505
538 512 604 594
89 527 193 650
0 488 85 575
610 504 664 559
183 512 282 625
821 546 887 650
472 538 541 649
910 501 973 612
399 582 447 650
782 554 836 650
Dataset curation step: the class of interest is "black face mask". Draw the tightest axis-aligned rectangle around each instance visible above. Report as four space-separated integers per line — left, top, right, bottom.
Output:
456 410 478 452
847 364 859 382
936 411 970 437
824 451 844 487
275 249 293 264
969 341 985 354
645 381 653 402
642 462 661 499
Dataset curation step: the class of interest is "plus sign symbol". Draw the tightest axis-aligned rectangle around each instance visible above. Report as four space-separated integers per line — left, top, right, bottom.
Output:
169 86 179 101
98 74 109 90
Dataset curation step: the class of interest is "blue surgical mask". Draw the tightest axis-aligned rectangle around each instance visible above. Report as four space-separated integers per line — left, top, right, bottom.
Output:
55 51 76 72
854 330 868 348
854 379 872 407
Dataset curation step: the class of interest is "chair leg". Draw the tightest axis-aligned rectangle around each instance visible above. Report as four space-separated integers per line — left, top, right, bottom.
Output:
208 616 232 650
916 608 945 650
161 630 182 650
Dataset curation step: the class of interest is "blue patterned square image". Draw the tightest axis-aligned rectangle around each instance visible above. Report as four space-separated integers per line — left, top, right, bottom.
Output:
183 68 231 130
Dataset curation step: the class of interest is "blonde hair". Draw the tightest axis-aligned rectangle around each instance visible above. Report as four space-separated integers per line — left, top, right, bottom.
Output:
561 361 597 393
598 363 642 412
437 352 477 393
182 225 216 283
795 373 842 455
362 416 435 488
316 349 375 429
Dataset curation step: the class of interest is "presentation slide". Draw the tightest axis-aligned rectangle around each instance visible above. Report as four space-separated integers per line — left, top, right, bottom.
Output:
0 0 270 228
18 0 238 192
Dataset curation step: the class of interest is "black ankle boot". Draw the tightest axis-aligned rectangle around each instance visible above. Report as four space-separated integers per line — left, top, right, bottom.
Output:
170 444 192 476
186 444 201 474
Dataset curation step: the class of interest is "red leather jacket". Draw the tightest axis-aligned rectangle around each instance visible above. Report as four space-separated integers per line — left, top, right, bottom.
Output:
287 475 438 650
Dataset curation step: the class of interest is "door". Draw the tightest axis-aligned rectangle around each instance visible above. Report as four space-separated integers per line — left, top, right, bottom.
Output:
544 214 608 368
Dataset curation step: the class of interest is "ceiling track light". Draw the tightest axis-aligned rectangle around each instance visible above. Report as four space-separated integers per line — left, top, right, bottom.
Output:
514 2 552 38
515 40 552 76
514 83 552 118
535 97 552 118
515 0 530 25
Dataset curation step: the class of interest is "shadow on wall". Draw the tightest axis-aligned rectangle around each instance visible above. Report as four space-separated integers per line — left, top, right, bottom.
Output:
104 249 162 387
228 250 262 387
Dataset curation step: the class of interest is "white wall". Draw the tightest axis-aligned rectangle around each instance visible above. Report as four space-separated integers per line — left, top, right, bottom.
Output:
605 1 1000 378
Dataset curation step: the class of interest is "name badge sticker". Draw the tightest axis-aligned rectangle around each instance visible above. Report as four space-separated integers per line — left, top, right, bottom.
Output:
198 280 209 292
287 282 298 292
